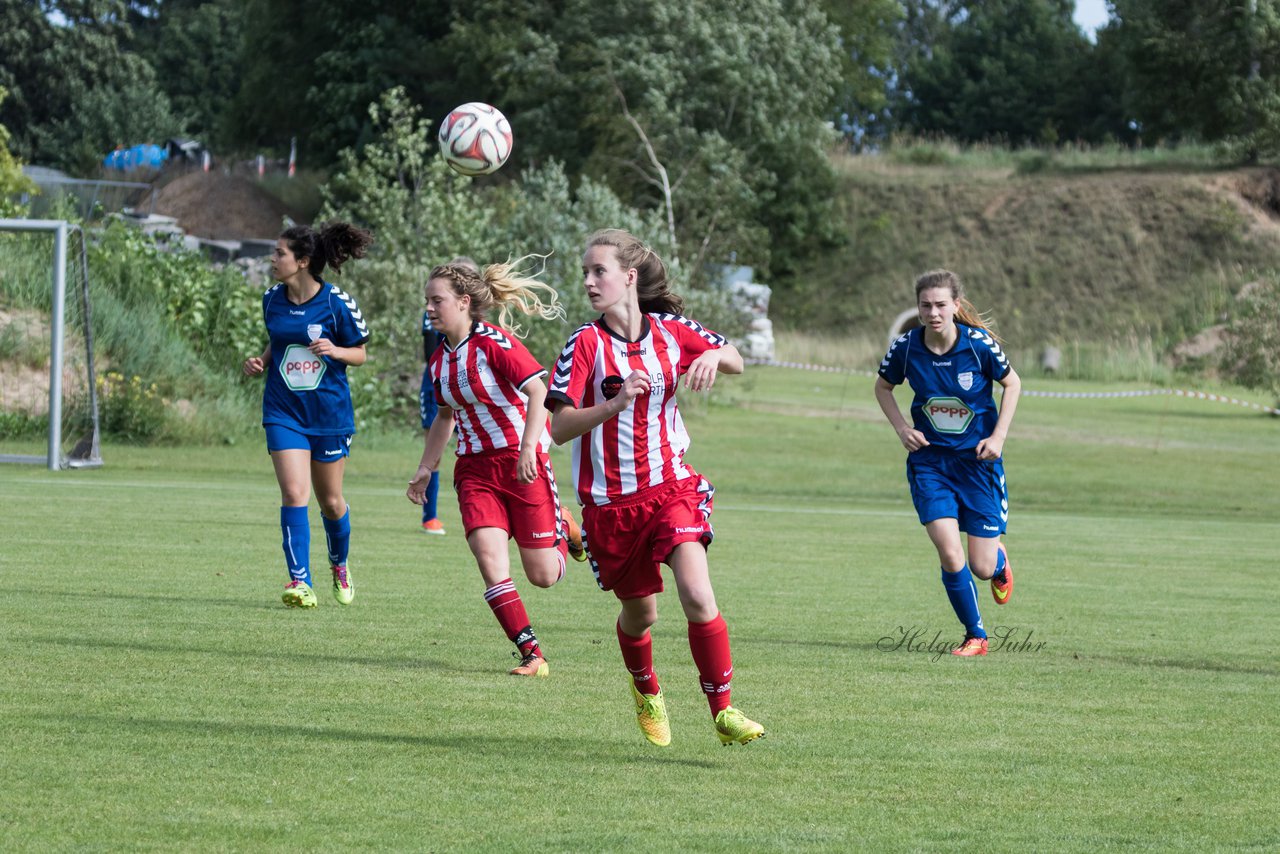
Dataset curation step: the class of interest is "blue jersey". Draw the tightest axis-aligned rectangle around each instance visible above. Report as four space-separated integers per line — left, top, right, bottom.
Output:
878 323 1011 453
261 282 370 435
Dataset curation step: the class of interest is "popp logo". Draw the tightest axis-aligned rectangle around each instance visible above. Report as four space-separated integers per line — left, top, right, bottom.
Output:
923 396 973 434
280 343 326 391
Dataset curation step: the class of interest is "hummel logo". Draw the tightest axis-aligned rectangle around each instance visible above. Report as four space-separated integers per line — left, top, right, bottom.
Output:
324 449 342 456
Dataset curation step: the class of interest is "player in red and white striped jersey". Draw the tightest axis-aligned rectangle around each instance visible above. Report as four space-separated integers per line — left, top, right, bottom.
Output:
406 258 584 678
547 229 765 746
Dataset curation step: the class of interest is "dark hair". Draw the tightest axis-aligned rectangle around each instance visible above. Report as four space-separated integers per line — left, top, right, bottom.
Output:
585 228 682 315
914 268 1000 341
280 222 373 280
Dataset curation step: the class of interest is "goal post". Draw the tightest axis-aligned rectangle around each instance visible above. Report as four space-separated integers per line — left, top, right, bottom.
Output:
0 218 102 470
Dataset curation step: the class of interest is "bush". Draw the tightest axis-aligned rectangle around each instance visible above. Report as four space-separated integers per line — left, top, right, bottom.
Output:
1221 275 1280 402
97 371 166 442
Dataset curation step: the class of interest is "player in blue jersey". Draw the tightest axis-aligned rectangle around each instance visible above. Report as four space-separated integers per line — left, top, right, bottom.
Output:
242 222 374 609
416 256 478 535
874 269 1022 657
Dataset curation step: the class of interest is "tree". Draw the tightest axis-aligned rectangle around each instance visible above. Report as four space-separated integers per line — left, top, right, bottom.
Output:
0 0 183 173
228 0 455 164
0 86 37 216
1110 0 1280 158
128 0 243 147
894 0 1128 144
820 0 901 146
446 0 845 281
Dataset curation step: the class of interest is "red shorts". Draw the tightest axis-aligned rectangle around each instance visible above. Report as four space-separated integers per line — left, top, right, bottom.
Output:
581 476 715 600
453 449 567 549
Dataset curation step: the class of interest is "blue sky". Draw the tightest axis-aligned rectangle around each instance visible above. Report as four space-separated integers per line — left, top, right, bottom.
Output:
1073 0 1111 39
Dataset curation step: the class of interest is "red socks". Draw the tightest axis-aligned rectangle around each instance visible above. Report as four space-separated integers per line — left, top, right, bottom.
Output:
688 613 733 714
616 620 659 695
484 579 540 658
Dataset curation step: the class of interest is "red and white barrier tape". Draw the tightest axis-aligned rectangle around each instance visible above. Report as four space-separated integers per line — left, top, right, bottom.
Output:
744 358 1280 416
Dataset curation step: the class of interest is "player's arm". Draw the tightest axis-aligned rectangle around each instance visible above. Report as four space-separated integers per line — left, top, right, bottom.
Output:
549 371 650 445
242 343 271 377
684 342 743 392
407 409 456 504
516 376 550 484
976 367 1021 461
874 376 930 452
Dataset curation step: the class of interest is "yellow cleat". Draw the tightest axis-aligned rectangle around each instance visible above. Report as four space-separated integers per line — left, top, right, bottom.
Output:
331 564 354 605
282 580 317 609
714 706 765 746
990 544 1013 605
631 683 671 747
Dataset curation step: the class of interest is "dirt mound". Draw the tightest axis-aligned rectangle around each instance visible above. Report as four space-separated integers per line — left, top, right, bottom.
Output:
1206 168 1280 240
140 171 298 240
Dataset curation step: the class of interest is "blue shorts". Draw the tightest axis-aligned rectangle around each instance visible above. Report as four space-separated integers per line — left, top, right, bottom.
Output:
265 424 353 462
419 372 439 429
906 448 1007 537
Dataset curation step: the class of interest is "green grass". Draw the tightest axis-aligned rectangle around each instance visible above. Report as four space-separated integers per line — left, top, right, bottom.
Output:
2 369 1278 851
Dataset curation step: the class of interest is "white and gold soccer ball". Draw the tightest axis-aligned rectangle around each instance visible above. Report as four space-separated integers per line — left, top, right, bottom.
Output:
438 102 514 176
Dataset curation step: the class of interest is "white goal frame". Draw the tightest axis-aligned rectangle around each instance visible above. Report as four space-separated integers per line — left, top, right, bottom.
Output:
0 218 102 470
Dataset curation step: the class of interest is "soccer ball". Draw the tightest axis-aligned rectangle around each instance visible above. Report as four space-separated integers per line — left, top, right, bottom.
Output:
438 102 513 176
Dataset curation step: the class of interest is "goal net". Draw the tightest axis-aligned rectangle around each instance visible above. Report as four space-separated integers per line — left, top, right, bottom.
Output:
0 219 102 469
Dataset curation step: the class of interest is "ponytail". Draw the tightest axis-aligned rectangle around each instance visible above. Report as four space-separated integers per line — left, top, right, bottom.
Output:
429 254 564 337
281 222 374 281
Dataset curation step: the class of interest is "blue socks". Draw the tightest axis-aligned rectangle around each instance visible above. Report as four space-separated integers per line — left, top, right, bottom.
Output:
992 546 1007 583
421 471 440 522
280 505 310 585
322 506 351 568
941 565 986 639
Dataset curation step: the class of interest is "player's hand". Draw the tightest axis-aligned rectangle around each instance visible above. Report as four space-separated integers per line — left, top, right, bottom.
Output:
309 338 336 358
975 436 1003 460
897 425 930 452
242 356 265 377
617 371 651 406
406 468 433 504
516 446 538 484
684 350 720 392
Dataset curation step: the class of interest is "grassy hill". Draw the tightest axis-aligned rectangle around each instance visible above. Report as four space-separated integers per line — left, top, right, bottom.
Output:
778 150 1280 377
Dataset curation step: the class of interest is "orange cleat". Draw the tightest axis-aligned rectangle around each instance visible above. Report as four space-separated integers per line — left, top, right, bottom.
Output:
952 636 989 657
509 652 549 677
562 508 586 562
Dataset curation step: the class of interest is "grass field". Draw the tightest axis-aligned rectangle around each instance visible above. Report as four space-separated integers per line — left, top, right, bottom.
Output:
3 368 1278 851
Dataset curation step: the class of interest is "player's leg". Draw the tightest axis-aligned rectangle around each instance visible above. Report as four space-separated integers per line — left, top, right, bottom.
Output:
418 387 445 534
911 454 986 654
312 437 353 605
269 439 316 608
618 593 670 746
924 518 987 655
470 526 547 676
511 456 570 588
958 459 1012 604
668 543 764 745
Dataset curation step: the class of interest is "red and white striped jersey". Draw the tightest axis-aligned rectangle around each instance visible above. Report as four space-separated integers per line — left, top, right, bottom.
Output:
430 320 550 456
547 313 725 506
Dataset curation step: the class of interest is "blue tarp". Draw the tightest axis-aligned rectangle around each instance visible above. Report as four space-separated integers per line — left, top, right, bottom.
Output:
103 144 168 170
